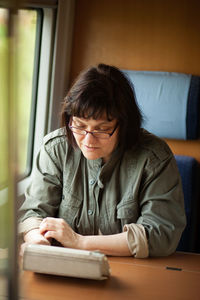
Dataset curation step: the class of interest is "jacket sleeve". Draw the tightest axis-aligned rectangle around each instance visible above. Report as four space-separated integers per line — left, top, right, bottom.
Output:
137 154 186 256
18 141 63 230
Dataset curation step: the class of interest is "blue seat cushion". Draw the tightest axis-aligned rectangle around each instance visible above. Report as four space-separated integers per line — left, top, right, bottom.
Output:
175 155 199 252
123 70 200 140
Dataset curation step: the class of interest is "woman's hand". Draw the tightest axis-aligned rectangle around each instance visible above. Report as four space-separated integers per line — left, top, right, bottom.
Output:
20 228 50 256
39 217 83 249
24 228 51 244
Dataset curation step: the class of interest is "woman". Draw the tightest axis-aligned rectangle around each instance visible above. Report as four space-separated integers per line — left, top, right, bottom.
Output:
19 63 186 258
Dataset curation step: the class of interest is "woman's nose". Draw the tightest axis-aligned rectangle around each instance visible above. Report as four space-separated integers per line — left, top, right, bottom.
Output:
83 132 96 142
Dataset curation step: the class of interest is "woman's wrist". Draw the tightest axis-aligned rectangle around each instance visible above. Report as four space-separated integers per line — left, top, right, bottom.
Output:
77 234 87 250
24 228 40 241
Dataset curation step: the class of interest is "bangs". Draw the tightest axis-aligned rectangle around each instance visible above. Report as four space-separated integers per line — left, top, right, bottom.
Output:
66 95 118 121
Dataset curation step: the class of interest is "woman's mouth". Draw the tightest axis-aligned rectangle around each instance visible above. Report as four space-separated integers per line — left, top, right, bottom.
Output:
84 145 99 151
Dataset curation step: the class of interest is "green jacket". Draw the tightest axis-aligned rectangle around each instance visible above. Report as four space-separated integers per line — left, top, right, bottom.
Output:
19 128 186 256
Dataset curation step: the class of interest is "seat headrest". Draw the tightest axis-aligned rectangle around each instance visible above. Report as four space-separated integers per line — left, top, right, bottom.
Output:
123 70 200 140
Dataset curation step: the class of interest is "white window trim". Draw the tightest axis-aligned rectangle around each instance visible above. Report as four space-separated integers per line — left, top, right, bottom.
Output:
48 0 75 132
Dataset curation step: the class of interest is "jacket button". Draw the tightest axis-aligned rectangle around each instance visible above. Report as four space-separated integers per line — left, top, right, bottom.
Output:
89 179 95 185
88 209 93 215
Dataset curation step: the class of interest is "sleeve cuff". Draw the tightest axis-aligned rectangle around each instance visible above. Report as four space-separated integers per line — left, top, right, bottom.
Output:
123 223 149 258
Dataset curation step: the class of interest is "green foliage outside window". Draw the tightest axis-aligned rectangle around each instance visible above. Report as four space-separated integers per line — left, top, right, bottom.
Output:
0 9 37 189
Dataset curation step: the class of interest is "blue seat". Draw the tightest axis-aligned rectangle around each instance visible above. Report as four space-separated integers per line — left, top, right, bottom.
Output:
123 70 200 140
123 70 200 252
175 155 200 252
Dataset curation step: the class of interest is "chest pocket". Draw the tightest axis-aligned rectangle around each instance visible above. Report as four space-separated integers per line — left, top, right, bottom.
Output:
117 198 139 227
58 188 83 229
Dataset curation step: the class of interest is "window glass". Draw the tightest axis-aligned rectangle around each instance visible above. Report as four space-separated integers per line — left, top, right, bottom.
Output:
0 8 40 189
17 9 38 178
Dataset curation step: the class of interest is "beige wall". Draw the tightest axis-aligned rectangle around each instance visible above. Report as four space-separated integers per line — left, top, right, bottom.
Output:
70 0 200 79
70 0 200 160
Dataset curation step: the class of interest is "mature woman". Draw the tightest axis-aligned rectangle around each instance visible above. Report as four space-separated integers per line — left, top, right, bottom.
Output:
19 63 186 258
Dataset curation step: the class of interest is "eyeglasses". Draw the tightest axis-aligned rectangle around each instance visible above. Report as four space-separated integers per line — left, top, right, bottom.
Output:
68 123 118 139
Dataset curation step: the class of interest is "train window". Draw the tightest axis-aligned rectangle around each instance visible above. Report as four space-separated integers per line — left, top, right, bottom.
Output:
0 2 61 193
17 9 42 180
1 1 74 193
0 8 42 189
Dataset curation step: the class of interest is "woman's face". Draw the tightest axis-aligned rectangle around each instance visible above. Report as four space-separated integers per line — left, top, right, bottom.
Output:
71 114 119 163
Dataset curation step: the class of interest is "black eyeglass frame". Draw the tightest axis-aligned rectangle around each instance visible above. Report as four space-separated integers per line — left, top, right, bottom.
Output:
68 123 118 139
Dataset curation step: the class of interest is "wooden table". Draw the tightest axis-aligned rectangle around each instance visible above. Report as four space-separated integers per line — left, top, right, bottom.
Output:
1 252 200 300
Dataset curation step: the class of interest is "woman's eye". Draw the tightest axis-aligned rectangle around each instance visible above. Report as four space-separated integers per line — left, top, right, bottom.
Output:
74 124 85 129
73 123 111 131
99 127 111 131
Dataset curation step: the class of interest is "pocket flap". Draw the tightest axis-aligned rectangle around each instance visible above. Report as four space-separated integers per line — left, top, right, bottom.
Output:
117 198 138 219
117 206 134 218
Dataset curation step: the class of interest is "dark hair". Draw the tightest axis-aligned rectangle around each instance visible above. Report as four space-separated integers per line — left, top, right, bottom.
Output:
61 63 142 150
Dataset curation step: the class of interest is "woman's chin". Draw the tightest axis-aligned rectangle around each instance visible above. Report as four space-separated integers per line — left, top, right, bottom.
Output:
82 151 101 161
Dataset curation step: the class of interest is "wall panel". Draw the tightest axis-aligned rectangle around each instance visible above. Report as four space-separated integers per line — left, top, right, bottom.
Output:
70 0 200 79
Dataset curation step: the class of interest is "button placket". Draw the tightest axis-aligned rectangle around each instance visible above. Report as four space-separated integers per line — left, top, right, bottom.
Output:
87 160 102 233
88 177 95 222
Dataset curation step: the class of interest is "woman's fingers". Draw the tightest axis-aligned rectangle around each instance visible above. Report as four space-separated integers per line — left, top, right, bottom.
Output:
39 217 82 248
39 217 57 234
44 230 58 240
39 218 69 234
